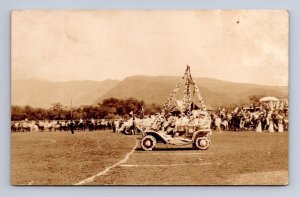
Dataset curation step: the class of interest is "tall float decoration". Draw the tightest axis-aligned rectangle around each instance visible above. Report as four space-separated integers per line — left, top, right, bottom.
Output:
140 65 212 151
163 65 207 116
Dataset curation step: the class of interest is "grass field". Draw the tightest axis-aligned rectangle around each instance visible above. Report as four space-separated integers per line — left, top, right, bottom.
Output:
11 130 288 185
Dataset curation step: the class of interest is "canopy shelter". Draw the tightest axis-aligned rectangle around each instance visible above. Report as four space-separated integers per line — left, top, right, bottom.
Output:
259 96 279 110
259 96 279 102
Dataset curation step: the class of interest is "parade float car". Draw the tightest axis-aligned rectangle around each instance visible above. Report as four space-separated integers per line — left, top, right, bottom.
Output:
140 65 212 151
140 111 212 151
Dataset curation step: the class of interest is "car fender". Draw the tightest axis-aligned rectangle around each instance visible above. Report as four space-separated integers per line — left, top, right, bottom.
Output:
192 129 211 142
144 130 168 143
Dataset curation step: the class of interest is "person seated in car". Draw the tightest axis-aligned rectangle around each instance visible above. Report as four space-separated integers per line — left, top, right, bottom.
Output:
197 112 211 130
163 114 176 135
188 112 199 126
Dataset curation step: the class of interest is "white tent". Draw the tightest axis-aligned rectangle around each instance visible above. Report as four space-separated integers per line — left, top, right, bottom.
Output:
259 96 279 102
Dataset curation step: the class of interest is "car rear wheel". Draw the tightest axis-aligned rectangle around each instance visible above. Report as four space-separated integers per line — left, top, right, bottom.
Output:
140 135 156 151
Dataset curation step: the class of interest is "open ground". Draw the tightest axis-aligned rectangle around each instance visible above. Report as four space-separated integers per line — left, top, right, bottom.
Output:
11 130 288 185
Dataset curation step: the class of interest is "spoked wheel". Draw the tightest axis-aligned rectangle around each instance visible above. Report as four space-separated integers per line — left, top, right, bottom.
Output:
140 135 156 151
193 136 211 150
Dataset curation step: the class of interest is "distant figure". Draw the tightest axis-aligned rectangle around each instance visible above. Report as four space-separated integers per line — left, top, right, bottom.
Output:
268 119 274 133
278 119 284 133
70 121 74 134
90 118 95 131
261 116 267 130
222 119 228 130
256 120 262 132
214 116 222 132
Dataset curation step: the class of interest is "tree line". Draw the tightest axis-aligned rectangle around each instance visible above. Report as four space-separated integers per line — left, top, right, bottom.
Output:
11 97 162 121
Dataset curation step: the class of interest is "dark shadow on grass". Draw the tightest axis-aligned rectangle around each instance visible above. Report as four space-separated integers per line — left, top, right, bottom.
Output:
135 147 193 151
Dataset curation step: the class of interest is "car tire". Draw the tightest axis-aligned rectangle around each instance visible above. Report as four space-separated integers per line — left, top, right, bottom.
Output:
140 135 156 151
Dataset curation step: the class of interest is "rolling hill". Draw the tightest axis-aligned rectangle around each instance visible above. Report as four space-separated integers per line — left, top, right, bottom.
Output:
12 76 288 108
97 75 288 108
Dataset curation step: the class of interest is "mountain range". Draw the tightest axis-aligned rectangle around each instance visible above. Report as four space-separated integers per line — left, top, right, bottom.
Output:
12 76 288 108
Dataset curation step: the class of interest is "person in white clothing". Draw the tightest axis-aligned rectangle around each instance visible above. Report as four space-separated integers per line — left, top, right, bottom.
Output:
278 119 284 133
256 119 262 132
214 116 222 132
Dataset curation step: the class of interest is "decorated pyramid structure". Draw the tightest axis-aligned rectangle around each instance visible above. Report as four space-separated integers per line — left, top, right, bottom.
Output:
163 65 207 116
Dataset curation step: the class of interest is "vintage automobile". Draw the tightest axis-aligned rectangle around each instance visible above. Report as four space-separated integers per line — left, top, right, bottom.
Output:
140 128 211 151
140 110 212 151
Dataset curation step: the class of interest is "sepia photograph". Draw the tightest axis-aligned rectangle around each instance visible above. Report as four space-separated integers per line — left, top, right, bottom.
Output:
11 10 288 185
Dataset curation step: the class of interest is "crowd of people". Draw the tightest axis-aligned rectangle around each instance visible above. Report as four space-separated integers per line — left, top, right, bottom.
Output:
210 104 288 132
11 119 114 133
11 103 289 134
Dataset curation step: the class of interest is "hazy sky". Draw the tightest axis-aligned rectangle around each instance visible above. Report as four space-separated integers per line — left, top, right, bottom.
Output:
12 10 288 86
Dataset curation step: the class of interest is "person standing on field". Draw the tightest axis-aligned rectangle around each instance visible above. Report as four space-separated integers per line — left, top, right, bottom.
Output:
70 120 74 134
215 116 222 132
